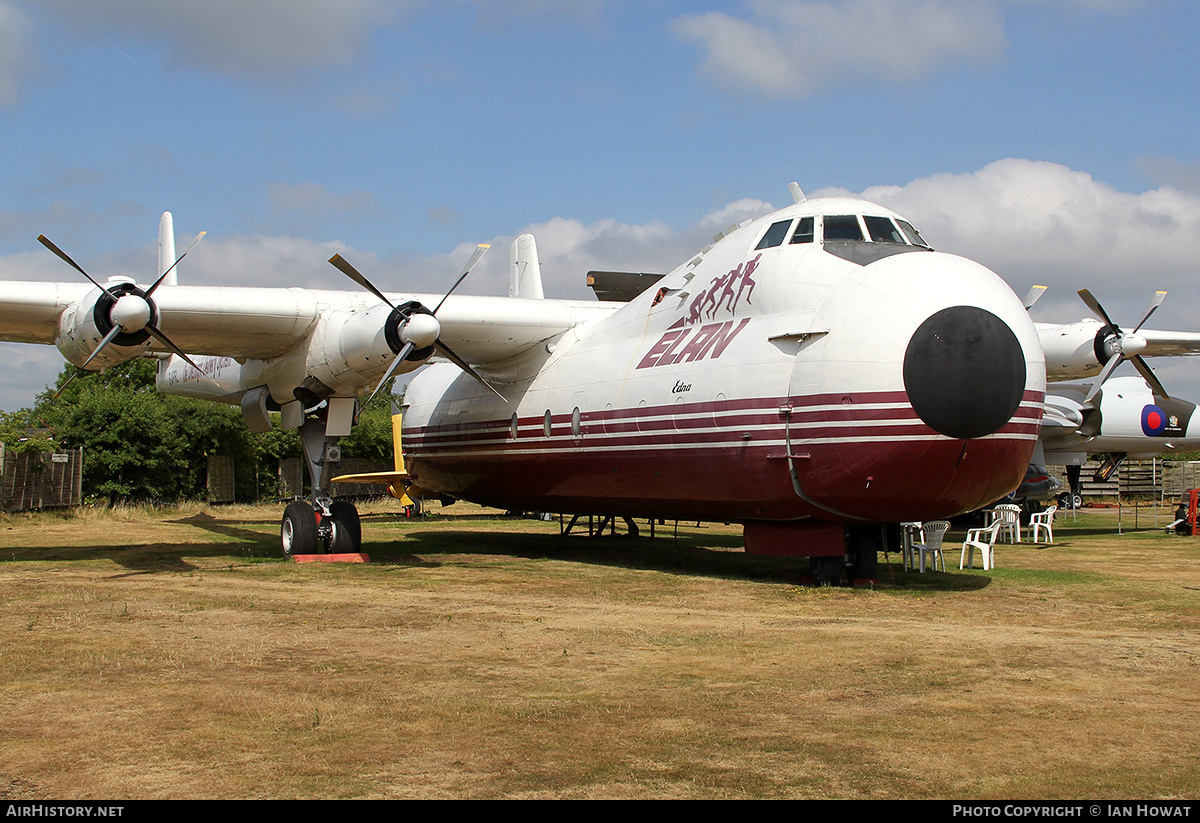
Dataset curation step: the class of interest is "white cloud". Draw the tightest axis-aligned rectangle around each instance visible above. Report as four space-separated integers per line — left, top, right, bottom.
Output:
0 343 68 409
846 158 1200 301
672 0 1007 98
184 233 361 290
33 0 413 78
453 198 774 300
843 159 1200 399
0 1 34 106
1137 156 1200 197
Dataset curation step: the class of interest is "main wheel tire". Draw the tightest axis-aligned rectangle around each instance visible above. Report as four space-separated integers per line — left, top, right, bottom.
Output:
282 501 318 558
328 500 362 553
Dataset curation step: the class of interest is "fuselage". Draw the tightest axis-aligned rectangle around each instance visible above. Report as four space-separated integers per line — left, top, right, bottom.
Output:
1042 376 1200 462
402 196 1046 525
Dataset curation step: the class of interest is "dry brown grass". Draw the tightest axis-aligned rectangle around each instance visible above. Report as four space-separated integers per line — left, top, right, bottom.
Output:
1 501 1198 799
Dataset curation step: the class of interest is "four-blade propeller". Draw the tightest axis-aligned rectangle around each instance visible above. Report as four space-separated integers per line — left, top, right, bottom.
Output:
38 231 207 396
1078 288 1169 402
328 244 506 416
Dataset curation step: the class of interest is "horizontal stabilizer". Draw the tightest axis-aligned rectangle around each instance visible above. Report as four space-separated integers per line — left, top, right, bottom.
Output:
586 271 665 302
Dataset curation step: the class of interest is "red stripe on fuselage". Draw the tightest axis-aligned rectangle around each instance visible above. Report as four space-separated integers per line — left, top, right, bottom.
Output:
403 390 1044 522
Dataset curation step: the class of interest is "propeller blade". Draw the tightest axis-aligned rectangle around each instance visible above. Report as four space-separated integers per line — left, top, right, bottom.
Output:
79 325 125 371
1079 289 1173 401
143 324 208 375
38 235 108 291
433 243 491 315
1084 354 1123 404
1022 285 1047 310
1077 288 1119 333
359 341 415 418
52 368 85 400
1131 290 1167 333
54 324 125 399
435 340 506 403
329 254 398 312
145 231 206 297
1132 354 1169 398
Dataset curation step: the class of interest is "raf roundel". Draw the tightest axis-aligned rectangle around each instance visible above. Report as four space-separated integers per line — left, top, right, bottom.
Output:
1141 404 1167 437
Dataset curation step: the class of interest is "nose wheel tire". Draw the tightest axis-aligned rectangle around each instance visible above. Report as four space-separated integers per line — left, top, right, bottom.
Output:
282 501 319 558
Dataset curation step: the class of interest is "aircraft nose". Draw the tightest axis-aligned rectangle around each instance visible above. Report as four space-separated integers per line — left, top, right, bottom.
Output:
902 304 1027 439
795 250 1045 520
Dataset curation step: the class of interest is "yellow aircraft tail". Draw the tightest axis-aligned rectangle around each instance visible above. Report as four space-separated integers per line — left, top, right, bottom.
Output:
330 407 416 506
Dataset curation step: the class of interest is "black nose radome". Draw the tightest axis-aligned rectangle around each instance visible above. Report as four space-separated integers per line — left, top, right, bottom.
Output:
903 306 1026 440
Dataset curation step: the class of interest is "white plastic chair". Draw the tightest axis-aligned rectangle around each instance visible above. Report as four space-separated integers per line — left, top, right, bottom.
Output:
911 520 950 573
902 523 926 573
960 521 1002 571
990 504 1022 543
1029 505 1057 544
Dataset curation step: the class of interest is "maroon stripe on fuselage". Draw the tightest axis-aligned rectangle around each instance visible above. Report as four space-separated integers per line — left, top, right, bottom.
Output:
403 389 1044 522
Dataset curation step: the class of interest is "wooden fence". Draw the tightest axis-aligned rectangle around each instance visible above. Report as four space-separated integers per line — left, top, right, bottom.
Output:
0 446 84 511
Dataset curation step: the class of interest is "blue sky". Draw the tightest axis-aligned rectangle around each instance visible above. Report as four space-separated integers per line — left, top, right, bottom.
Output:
3 0 1200 410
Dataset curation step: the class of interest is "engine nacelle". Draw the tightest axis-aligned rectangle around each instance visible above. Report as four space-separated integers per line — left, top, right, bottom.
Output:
1039 318 1112 381
303 303 437 396
55 278 156 370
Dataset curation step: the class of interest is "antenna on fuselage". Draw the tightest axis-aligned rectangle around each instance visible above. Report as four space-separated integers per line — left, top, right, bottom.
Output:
788 182 806 204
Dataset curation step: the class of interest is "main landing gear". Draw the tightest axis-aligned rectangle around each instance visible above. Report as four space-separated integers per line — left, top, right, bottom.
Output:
280 416 363 558
281 499 362 558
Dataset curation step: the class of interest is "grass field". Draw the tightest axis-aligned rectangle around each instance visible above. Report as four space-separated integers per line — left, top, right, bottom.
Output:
1 501 1198 799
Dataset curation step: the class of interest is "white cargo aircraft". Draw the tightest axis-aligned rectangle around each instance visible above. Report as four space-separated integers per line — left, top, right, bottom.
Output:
4 186 1199 583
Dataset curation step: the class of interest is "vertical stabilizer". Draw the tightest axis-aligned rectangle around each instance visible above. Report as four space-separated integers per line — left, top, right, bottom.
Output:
158 212 177 285
508 233 544 299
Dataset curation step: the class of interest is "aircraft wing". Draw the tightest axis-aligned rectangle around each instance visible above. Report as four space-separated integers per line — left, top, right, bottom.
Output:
0 283 617 365
1038 388 1088 454
416 294 618 364
2 282 91 344
1137 329 1200 356
1037 318 1200 383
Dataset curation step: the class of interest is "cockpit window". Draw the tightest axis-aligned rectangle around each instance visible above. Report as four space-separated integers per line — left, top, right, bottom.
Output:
789 216 814 244
864 216 906 244
896 219 931 248
755 219 793 249
823 215 864 241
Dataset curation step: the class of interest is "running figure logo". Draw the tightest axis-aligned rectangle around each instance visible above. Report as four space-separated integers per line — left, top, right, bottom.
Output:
637 254 759 370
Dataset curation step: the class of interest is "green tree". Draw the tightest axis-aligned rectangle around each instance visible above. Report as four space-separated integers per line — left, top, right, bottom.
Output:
0 407 59 454
12 358 403 505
